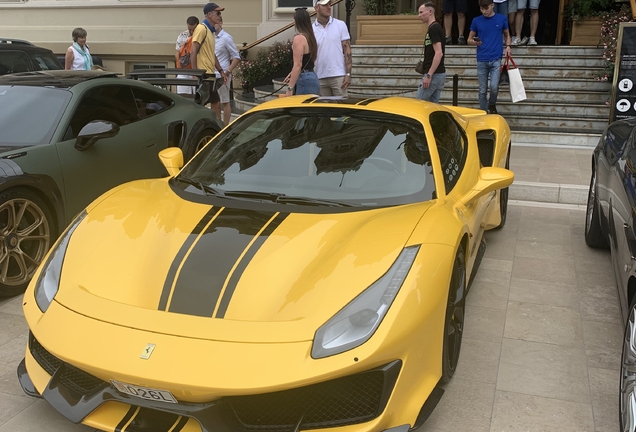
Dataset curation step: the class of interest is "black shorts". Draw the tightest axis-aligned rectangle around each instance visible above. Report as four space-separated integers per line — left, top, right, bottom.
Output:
200 77 222 105
442 0 468 13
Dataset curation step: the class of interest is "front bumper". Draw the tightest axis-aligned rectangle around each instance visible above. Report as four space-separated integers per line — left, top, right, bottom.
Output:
19 333 403 432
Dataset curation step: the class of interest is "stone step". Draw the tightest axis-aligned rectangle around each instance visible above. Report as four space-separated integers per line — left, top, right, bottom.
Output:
510 181 588 205
352 45 605 57
512 130 600 147
353 55 604 69
351 65 609 79
351 75 611 91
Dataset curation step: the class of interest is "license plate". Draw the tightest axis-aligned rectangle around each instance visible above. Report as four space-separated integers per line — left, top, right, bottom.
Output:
111 380 177 403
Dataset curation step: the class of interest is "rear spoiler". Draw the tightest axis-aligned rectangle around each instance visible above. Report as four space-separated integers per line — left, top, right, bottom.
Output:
126 68 217 88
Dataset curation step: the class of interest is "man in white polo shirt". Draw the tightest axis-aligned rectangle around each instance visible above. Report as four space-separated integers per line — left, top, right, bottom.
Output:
312 0 352 97
213 20 240 125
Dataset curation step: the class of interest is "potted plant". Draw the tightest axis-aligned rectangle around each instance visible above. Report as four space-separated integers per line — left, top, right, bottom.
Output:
235 40 293 93
356 0 427 45
567 0 614 45
597 4 634 81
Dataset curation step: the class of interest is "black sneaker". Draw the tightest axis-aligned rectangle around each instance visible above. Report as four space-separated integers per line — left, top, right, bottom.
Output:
488 105 498 114
445 36 453 45
457 35 466 45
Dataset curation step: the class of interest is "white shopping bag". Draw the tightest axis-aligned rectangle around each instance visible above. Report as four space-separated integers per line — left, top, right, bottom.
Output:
505 54 527 103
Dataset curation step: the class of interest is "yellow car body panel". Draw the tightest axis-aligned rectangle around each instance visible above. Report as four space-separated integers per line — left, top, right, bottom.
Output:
20 96 513 432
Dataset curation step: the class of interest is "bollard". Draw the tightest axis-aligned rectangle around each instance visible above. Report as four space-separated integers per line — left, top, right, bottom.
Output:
453 74 459 106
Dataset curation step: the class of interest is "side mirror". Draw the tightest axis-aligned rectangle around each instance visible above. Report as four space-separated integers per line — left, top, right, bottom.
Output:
158 147 184 176
75 121 120 151
461 167 514 206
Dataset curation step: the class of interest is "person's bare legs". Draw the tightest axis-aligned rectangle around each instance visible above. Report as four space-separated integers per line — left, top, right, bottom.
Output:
444 13 453 38
515 9 525 43
457 12 466 37
211 102 222 124
222 101 231 125
508 12 516 37
530 8 539 38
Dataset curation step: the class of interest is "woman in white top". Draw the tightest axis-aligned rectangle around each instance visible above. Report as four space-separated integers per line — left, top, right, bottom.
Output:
65 28 93 70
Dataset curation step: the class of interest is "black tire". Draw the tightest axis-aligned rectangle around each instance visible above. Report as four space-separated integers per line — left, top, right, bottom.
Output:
585 167 609 248
620 296 636 432
493 143 511 230
184 127 219 162
0 188 54 298
441 245 467 383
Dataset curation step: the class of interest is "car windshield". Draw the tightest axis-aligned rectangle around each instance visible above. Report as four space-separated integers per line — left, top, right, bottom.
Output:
177 108 436 208
0 85 71 145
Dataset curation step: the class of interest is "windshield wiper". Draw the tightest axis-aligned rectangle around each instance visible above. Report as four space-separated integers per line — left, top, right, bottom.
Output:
224 190 285 202
174 177 222 196
276 196 354 207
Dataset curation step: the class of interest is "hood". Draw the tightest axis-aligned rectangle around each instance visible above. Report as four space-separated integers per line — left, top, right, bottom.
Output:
55 180 433 342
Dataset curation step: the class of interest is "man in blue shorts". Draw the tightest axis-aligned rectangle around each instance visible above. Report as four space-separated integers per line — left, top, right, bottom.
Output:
442 0 467 45
468 0 511 114
512 0 540 46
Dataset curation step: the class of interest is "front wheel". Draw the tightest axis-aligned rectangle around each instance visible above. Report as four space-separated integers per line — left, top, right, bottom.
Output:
620 297 636 432
441 245 466 383
184 127 219 162
0 188 54 297
585 167 608 248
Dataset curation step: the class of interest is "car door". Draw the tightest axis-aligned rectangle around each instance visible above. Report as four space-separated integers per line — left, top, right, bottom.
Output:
55 84 167 218
613 131 636 311
429 111 485 255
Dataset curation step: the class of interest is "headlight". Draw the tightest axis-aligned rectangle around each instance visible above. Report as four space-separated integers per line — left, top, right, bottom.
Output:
311 245 420 359
34 210 87 312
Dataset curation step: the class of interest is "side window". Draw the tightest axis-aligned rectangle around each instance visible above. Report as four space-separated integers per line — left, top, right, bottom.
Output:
64 85 139 140
32 54 62 71
131 87 174 119
0 51 32 74
430 111 467 193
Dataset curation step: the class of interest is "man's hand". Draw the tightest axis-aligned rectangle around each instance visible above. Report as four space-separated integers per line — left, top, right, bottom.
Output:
342 74 351 90
422 76 431 89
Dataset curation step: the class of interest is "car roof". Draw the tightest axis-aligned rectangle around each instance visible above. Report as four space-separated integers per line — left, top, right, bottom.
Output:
0 40 55 54
0 70 121 88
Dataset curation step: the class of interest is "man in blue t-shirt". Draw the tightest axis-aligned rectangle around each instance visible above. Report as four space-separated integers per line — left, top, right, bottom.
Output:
468 0 511 114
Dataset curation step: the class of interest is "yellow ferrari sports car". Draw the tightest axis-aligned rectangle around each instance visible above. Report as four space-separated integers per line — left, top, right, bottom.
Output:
18 96 513 432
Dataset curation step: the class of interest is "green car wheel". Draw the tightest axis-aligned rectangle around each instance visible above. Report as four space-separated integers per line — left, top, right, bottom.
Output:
0 188 54 297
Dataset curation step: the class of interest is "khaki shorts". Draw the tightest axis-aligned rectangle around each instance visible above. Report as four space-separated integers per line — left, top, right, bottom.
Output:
217 79 231 104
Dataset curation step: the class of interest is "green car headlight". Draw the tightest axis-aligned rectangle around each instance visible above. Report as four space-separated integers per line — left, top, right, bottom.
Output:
311 245 420 359
35 210 87 312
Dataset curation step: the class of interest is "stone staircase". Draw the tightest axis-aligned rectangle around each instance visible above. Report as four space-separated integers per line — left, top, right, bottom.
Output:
235 45 611 147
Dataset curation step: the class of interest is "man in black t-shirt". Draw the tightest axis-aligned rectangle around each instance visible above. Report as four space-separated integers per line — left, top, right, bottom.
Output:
416 2 446 103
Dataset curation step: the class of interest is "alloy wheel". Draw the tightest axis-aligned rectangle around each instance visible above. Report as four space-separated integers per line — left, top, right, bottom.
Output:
445 251 466 373
0 198 50 286
621 305 636 432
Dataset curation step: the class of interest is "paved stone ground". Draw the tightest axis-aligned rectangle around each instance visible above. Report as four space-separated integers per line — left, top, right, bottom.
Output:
0 203 619 432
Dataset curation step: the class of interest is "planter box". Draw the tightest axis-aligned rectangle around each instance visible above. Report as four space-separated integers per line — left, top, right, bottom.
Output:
356 15 427 45
571 17 602 46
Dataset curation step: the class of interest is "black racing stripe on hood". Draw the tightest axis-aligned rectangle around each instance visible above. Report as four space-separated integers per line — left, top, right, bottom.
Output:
167 208 279 318
214 212 288 319
158 207 219 311
115 406 137 432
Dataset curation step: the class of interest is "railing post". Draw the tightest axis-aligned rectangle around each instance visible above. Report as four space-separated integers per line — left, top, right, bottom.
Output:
452 74 458 106
345 0 356 34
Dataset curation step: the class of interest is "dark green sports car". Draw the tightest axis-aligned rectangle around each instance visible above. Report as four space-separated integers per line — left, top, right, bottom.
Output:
0 70 223 297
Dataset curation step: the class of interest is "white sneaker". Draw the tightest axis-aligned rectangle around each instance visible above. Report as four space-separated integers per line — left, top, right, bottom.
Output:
528 36 537 46
511 36 521 46
519 36 528 45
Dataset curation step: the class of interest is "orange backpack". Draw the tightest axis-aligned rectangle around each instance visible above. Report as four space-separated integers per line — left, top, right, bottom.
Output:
178 27 207 69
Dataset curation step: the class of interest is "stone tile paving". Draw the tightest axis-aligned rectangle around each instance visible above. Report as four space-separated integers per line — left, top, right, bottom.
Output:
510 144 593 186
0 204 620 432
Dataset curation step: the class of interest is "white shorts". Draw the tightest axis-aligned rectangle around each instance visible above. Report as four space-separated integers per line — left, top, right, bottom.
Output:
217 80 231 104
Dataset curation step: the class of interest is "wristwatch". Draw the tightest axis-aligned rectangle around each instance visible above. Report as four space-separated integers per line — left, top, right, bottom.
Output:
424 73 431 78
345 72 351 77
287 86 293 91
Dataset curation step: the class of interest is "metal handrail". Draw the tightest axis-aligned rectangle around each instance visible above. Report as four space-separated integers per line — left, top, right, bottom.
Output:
239 0 344 53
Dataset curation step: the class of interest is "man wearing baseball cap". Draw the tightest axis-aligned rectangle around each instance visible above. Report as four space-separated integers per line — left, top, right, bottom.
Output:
312 0 351 97
190 3 226 109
